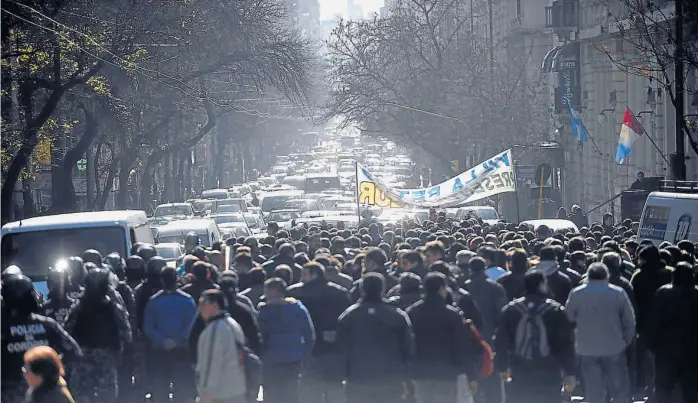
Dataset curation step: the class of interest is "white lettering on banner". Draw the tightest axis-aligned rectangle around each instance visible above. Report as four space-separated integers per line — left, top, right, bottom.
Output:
356 149 516 208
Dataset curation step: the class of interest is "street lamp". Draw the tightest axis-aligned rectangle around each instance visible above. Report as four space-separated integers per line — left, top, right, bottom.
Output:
598 90 617 123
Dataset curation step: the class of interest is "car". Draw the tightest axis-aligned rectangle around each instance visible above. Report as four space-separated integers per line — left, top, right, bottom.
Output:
521 219 579 234
209 213 247 226
210 198 248 213
155 243 184 267
295 215 360 229
455 205 500 225
154 219 222 247
243 213 266 234
267 209 302 229
201 189 230 200
153 203 195 219
282 199 323 213
261 190 305 214
220 224 253 240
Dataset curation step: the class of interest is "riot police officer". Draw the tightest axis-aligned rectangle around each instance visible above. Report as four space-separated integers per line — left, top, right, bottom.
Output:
1 274 82 403
41 262 75 324
64 267 132 403
66 256 86 300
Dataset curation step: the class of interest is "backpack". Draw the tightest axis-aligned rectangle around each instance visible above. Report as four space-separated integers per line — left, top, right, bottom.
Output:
237 342 262 401
464 319 494 377
512 299 554 360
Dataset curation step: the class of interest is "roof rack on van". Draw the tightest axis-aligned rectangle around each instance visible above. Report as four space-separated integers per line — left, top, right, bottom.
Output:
659 180 698 193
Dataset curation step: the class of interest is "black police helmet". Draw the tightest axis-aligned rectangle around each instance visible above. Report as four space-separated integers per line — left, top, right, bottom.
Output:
81 249 103 265
137 244 158 262
2 274 35 302
1 265 23 281
84 267 111 297
105 253 126 279
47 265 71 290
146 256 167 278
67 256 86 284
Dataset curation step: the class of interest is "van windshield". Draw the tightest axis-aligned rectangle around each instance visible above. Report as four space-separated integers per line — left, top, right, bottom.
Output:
157 232 210 247
1 226 127 281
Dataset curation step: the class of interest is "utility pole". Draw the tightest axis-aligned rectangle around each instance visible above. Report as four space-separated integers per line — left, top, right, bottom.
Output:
488 0 494 80
674 0 686 180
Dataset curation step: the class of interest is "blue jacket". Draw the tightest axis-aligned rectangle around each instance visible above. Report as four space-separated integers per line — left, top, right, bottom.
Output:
258 298 315 364
144 289 197 349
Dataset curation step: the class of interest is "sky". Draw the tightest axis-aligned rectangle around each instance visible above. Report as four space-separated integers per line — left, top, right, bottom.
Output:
319 0 384 20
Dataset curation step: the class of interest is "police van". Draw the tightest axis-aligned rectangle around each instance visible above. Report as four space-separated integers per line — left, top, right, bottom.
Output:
1 211 153 296
638 181 698 245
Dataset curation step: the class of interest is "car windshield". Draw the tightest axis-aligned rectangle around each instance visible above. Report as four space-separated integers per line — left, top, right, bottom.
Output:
154 206 191 217
157 232 210 247
261 196 294 212
283 200 317 211
212 215 244 224
269 211 300 221
465 209 498 220
231 226 251 237
244 216 260 228
1 226 127 281
156 247 180 260
215 204 242 213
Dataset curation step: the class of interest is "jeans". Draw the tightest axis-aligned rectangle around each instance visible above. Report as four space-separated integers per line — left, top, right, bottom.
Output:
148 347 195 403
506 366 561 403
300 356 345 403
579 352 631 403
413 379 457 403
263 361 301 403
345 382 405 403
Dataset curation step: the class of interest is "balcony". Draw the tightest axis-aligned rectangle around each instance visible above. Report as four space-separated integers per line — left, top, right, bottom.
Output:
545 0 579 29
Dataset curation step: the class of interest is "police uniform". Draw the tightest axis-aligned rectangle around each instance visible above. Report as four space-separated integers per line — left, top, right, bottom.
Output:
1 313 82 403
64 296 132 402
41 296 76 324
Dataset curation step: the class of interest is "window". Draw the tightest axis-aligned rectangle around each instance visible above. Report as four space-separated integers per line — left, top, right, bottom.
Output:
2 226 127 280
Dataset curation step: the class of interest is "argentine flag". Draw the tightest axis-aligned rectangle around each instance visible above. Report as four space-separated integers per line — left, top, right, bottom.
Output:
568 103 588 142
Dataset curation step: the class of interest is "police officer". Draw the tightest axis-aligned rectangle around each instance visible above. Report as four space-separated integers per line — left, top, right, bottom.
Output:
64 268 132 403
81 249 103 266
66 256 86 300
125 255 147 291
1 274 82 403
137 244 158 263
134 256 166 332
41 262 76 324
105 253 138 400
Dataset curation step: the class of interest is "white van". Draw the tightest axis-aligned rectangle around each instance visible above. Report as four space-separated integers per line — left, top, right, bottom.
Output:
201 189 230 200
1 211 153 295
154 218 222 247
638 191 698 245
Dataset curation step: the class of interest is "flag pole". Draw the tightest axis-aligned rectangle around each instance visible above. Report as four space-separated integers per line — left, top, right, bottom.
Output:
628 106 671 165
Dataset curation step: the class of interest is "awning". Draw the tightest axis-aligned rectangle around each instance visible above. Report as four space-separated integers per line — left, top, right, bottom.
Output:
541 42 580 72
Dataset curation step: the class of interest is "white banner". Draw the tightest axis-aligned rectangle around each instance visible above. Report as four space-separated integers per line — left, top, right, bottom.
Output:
356 149 516 208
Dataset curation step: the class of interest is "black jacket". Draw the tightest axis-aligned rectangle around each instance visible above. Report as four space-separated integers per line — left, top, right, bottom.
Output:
497 271 525 302
494 295 575 375
337 299 413 383
450 287 483 330
1 313 82 382
630 262 671 337
262 255 302 283
350 273 398 303
647 282 698 362
387 274 423 310
179 280 219 305
286 277 351 356
532 261 572 305
134 280 162 332
240 285 264 308
325 267 354 290
24 380 75 403
406 298 477 380
463 274 508 341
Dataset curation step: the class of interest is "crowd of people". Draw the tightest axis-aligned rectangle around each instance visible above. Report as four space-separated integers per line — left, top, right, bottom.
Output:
2 212 698 403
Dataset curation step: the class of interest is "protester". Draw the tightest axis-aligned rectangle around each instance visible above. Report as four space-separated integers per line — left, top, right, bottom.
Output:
258 277 315 403
495 271 576 403
406 272 478 403
646 262 698 403
196 289 247 403
22 346 75 403
143 266 197 402
565 262 636 403
63 267 131 403
287 262 352 403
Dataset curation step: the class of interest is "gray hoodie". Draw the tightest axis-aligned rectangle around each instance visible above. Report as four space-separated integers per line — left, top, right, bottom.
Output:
565 280 636 357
